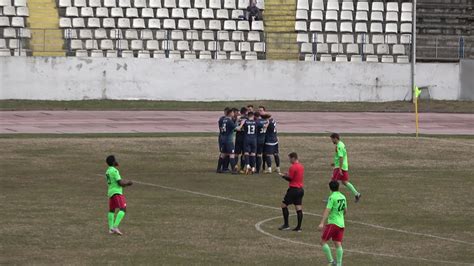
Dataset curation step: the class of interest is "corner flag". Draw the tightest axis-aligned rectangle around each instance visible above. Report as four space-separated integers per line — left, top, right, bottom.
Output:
413 86 421 137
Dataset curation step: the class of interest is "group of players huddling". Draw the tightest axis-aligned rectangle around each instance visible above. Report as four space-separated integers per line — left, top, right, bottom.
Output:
216 105 280 175
215 105 362 266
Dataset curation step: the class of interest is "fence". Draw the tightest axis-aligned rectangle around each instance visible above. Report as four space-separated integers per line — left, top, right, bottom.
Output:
12 28 471 62
417 35 470 62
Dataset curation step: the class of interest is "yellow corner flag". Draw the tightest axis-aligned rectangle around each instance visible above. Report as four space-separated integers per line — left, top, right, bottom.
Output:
414 86 422 98
413 86 421 137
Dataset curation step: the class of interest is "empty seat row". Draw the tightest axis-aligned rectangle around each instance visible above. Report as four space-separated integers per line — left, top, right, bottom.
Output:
0 37 27 48
0 0 27 7
64 28 262 41
59 17 264 31
63 7 245 19
0 47 28 56
296 32 412 44
68 38 265 52
296 21 412 34
304 54 409 63
0 16 25 27
296 10 412 22
300 43 407 55
298 0 412 12
1 27 31 37
59 0 264 10
73 49 260 59
0 6 29 16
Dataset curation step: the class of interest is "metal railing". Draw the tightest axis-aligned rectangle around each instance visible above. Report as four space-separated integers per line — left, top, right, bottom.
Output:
8 28 471 62
61 28 267 59
296 33 413 62
417 35 469 61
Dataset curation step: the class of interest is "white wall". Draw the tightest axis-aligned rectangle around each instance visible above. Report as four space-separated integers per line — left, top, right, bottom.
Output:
0 57 462 101
416 63 460 100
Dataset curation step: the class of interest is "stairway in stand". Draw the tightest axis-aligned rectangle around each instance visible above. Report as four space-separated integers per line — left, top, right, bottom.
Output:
263 0 299 60
28 0 64 56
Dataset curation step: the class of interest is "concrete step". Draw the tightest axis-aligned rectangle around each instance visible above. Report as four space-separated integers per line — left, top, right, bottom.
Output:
31 30 62 37
263 9 295 16
265 26 296 33
265 0 296 5
264 15 295 21
266 53 299 60
29 0 57 3
33 51 66 56
264 3 296 8
30 44 64 51
264 20 295 27
30 39 64 46
29 0 65 56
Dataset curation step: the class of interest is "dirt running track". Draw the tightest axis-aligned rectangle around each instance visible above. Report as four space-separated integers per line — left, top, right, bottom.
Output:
0 111 473 135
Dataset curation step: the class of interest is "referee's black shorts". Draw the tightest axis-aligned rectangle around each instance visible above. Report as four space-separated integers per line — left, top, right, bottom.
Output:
282 187 304 206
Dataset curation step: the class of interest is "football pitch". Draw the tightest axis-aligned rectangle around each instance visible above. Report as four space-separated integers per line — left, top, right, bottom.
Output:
1 134 473 265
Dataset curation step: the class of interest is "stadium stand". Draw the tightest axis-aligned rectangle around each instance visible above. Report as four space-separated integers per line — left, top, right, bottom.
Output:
1 0 472 61
416 0 473 61
0 0 31 56
296 0 414 63
57 0 266 59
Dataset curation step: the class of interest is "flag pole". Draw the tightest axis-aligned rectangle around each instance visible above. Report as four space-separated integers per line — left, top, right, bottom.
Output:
411 0 418 137
415 93 419 137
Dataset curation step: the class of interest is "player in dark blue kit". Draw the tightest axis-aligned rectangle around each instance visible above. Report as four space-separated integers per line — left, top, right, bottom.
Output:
255 112 268 174
262 113 281 174
235 107 248 173
238 111 258 174
219 108 238 174
217 107 231 173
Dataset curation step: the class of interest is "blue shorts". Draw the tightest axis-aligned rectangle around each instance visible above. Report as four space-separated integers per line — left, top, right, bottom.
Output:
244 139 257 154
221 142 235 154
264 143 279 154
257 143 265 154
235 140 244 154
218 137 224 151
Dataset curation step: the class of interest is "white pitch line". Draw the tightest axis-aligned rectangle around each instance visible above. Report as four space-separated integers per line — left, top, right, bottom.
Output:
130 179 474 246
255 215 473 266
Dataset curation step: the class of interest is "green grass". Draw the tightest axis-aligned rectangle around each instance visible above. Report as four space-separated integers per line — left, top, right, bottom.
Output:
1 100 474 113
1 135 473 265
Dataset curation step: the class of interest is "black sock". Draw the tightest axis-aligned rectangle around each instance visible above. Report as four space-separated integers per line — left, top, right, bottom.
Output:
240 155 245 169
282 207 289 226
256 156 262 172
216 157 223 171
296 210 303 229
250 156 256 168
274 154 280 167
222 156 230 170
266 155 272 168
230 157 237 170
244 155 250 166
262 155 267 170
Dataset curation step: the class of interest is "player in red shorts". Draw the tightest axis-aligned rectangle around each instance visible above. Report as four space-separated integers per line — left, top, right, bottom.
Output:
330 133 361 203
319 181 347 266
105 155 133 236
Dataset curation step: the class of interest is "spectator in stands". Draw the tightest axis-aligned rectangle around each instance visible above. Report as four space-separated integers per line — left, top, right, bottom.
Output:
246 1 261 23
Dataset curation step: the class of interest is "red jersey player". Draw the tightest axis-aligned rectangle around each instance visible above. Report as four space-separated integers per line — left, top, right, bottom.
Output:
278 152 305 232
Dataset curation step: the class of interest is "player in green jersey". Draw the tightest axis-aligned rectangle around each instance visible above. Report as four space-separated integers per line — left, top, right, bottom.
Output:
330 133 361 202
106 155 133 236
319 181 347 266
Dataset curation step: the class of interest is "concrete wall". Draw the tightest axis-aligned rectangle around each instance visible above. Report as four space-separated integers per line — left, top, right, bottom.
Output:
416 63 460 100
460 59 474 100
0 57 466 102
